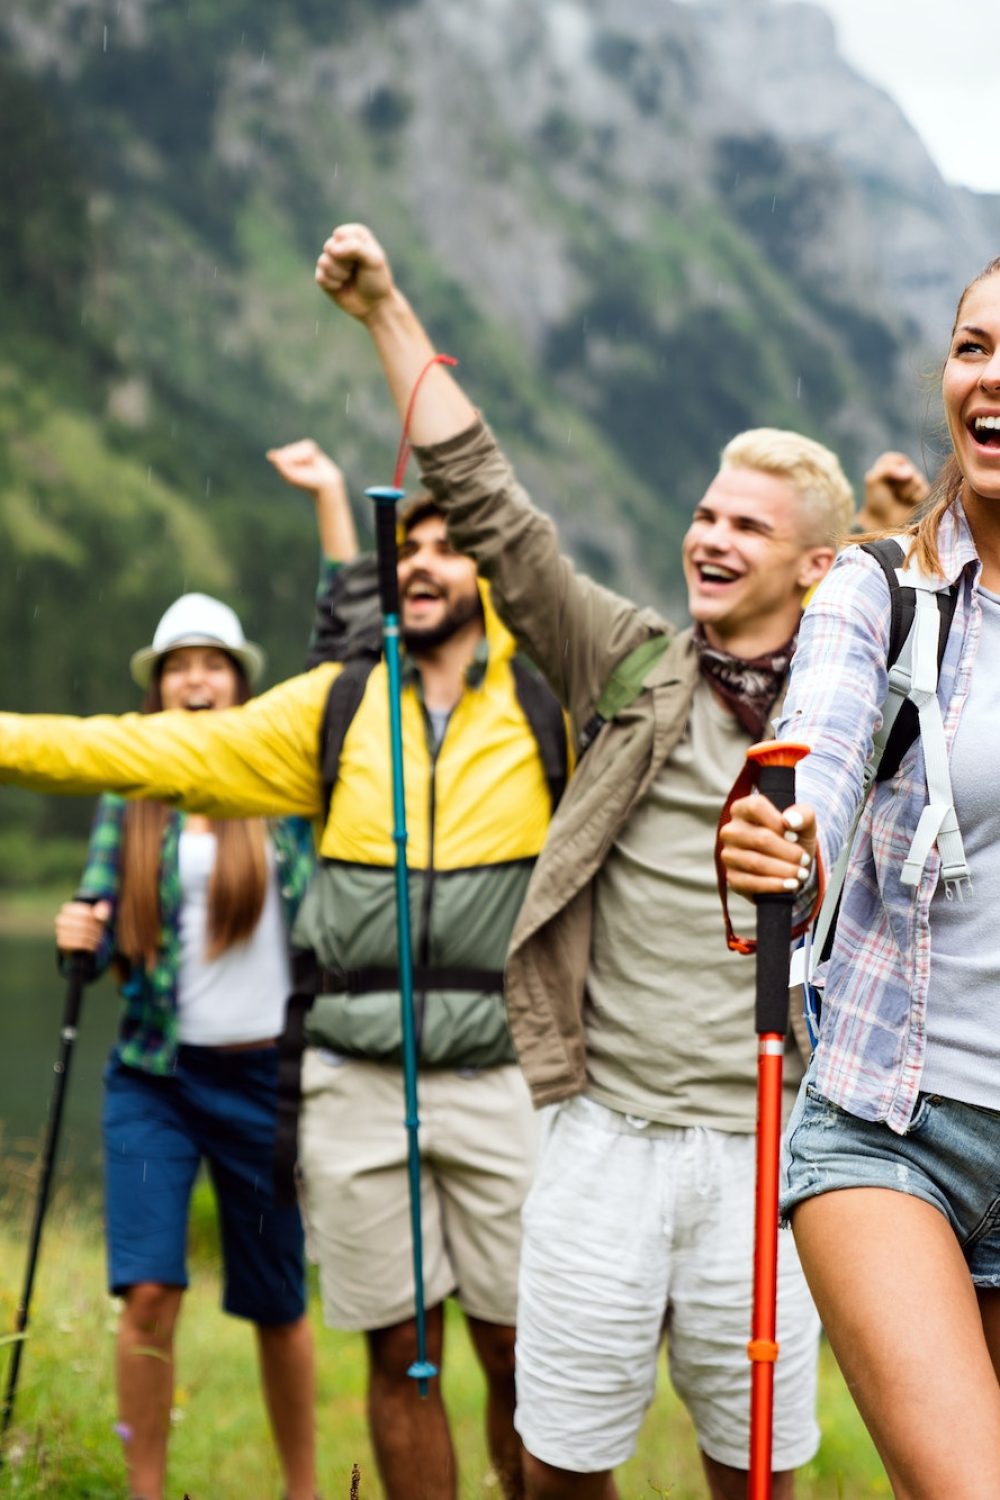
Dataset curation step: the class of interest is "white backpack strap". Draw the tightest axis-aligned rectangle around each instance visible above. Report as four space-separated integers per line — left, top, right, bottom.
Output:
896 569 970 894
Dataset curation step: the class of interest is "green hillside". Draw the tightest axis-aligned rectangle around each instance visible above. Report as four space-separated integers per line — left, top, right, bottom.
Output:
0 0 939 883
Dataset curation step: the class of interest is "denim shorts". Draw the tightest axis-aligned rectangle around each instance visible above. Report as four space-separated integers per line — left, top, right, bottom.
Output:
782 1081 1000 1288
103 1046 306 1324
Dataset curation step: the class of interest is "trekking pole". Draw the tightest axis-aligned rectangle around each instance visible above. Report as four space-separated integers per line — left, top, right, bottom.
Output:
1 925 97 1459
367 483 437 1396
744 741 810 1500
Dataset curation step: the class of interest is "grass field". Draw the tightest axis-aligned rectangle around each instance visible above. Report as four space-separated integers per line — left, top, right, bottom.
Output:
0 1173 890 1499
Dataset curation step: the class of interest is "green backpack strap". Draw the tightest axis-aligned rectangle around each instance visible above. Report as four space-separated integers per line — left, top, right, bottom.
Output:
577 634 673 756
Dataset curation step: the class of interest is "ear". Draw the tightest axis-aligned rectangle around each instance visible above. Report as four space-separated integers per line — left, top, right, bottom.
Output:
797 545 835 592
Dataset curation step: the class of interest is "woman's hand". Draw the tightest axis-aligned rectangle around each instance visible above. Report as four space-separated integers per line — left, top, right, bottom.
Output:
55 899 112 954
719 795 818 897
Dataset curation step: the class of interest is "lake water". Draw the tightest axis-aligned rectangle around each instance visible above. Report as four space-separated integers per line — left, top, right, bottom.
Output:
0 933 120 1193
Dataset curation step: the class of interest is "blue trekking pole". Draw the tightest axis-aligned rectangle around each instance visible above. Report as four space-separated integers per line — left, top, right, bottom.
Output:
367 483 438 1396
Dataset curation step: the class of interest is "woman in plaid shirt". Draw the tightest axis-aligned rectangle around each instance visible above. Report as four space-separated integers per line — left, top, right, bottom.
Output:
722 256 1000 1497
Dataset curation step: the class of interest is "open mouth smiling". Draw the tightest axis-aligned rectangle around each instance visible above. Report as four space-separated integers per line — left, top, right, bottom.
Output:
969 415 1000 450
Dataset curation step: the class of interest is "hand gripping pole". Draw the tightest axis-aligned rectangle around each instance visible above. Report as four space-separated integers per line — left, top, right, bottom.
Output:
744 740 810 1500
366 485 438 1395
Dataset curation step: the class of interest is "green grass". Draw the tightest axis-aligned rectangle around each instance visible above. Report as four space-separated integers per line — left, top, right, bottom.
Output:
0 1176 889 1498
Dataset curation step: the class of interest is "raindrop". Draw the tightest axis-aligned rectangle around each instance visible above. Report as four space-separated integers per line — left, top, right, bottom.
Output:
770 194 776 213
260 49 266 64
102 24 108 52
314 321 320 337
796 376 802 400
333 162 339 181
205 477 213 497
345 392 351 415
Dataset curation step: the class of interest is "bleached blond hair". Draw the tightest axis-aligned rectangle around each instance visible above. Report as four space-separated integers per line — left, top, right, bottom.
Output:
720 427 855 549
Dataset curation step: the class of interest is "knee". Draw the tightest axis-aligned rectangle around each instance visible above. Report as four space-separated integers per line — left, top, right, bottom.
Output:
367 1309 443 1384
123 1282 182 1342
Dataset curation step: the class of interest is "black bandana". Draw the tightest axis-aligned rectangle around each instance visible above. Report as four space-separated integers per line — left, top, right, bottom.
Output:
693 624 796 741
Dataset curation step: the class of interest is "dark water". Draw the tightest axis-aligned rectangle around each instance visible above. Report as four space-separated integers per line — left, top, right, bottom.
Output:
0 933 120 1192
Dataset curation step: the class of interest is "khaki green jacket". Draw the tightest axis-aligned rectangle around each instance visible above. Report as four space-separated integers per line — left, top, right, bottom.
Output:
415 419 713 1106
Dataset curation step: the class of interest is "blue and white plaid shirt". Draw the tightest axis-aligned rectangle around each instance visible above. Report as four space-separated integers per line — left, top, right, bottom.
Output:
781 504 983 1133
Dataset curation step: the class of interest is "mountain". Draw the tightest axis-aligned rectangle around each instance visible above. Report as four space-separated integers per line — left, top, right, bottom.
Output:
0 0 996 880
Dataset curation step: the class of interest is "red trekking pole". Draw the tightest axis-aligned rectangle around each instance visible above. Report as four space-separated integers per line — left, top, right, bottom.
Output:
742 741 810 1500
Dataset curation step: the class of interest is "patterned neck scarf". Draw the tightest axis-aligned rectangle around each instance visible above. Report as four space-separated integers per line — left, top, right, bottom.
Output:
693 623 796 741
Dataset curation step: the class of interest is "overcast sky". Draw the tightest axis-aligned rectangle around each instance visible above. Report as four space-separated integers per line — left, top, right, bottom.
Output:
775 0 1000 194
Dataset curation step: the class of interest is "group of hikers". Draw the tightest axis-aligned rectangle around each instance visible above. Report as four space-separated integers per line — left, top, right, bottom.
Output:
2 221 1000 1500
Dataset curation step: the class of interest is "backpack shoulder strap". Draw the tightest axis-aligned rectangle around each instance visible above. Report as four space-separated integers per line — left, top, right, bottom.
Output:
510 656 569 811
793 539 963 997
320 658 378 818
860 539 959 782
578 633 673 756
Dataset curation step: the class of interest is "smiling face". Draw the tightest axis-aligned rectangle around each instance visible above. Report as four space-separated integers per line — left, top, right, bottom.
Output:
943 271 1000 507
397 513 483 653
157 645 242 711
682 467 834 658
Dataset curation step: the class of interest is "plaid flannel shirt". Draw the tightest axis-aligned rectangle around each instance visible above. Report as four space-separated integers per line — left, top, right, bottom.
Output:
74 793 314 1074
780 505 982 1133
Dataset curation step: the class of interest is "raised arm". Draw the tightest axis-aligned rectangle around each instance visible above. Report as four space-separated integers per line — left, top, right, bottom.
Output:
266 438 360 564
853 451 930 534
315 223 664 726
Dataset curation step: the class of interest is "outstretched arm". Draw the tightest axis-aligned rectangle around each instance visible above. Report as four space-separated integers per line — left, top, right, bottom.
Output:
0 667 336 819
266 438 360 563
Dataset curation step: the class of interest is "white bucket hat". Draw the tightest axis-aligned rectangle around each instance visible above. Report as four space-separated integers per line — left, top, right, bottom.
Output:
129 593 265 688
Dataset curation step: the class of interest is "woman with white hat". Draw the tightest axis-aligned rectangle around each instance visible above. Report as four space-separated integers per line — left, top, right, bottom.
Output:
54 591 320 1500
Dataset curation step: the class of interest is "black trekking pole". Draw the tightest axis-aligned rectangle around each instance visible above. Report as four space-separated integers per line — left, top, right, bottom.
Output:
367 483 437 1396
1 926 96 1460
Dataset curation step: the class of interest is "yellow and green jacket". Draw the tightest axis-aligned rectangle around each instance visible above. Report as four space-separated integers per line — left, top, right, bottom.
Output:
0 586 567 1068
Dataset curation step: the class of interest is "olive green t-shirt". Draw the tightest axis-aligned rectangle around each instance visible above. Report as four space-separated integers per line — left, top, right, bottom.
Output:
584 679 803 1131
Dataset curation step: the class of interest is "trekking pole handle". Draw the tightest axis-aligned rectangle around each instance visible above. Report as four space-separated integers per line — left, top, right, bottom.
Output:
746 742 810 1036
367 486 406 619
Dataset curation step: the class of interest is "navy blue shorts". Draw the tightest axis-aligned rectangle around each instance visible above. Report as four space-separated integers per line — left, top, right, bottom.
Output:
103 1046 306 1325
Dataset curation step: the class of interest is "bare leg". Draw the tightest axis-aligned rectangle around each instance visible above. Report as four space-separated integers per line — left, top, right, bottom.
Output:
256 1315 317 1500
366 1304 455 1500
465 1315 523 1499
700 1452 794 1498
116 1282 183 1500
522 1452 619 1500
793 1188 1000 1499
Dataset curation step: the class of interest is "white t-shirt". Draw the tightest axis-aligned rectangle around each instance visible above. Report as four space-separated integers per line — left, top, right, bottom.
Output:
176 830 292 1045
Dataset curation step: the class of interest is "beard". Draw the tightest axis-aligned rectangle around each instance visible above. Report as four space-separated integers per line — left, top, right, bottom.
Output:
403 590 483 653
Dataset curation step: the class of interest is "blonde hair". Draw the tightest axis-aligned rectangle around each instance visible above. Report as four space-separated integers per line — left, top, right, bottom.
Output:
720 427 855 549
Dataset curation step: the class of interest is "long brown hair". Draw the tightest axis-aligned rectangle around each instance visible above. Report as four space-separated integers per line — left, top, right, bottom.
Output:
116 664 269 969
902 255 1000 578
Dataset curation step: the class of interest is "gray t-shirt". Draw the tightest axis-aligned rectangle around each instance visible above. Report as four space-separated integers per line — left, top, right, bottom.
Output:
922 584 1000 1108
585 678 804 1131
